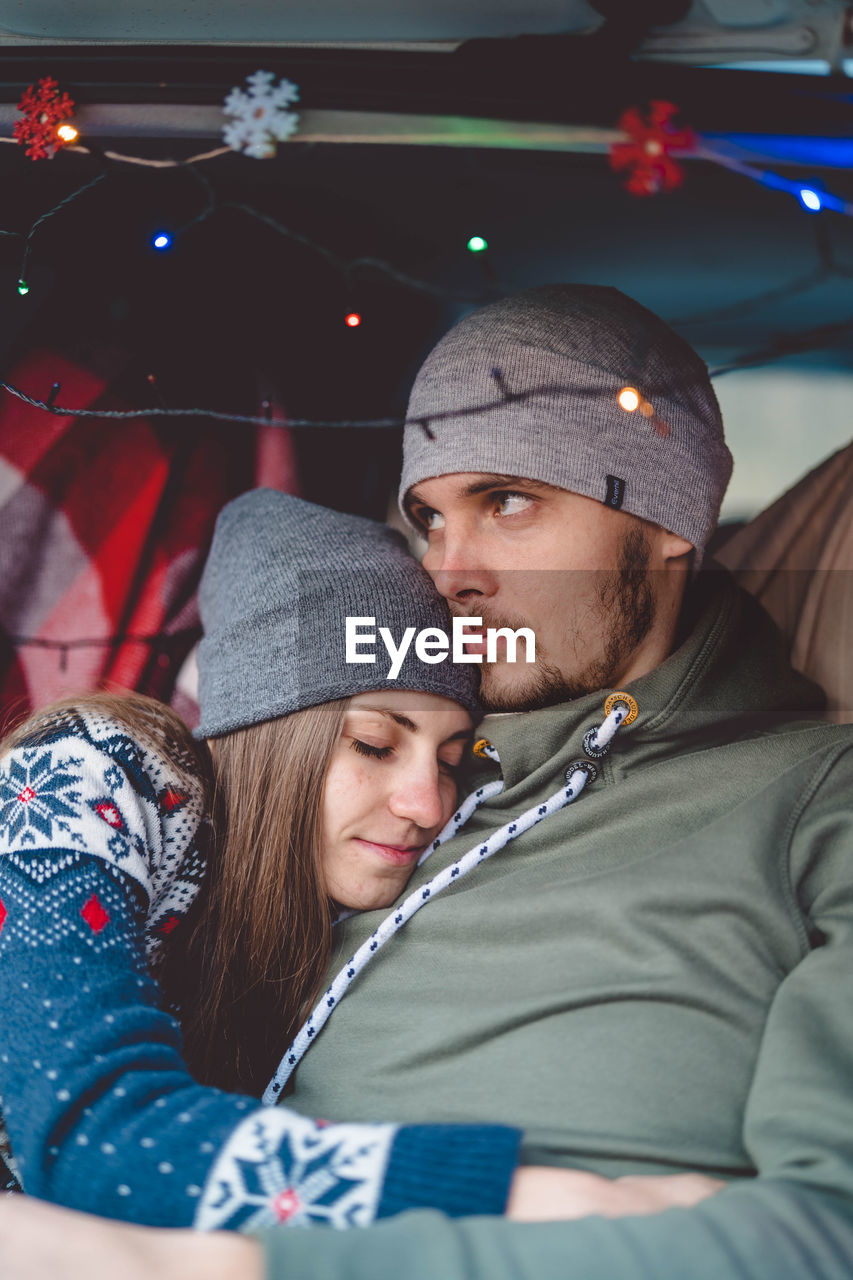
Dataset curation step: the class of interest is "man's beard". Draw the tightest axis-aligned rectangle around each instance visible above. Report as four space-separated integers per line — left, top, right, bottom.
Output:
472 527 656 714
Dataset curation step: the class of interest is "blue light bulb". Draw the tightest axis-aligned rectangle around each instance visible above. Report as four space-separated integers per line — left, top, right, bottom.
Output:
798 188 822 213
152 232 172 250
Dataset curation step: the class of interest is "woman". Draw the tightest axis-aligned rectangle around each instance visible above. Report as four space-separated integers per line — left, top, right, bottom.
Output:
0 490 521 1230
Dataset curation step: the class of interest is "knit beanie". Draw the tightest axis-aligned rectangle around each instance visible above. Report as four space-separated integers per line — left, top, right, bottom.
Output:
399 284 732 561
195 490 481 738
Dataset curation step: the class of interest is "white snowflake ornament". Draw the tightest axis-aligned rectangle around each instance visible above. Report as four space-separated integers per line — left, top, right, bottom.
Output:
222 70 300 159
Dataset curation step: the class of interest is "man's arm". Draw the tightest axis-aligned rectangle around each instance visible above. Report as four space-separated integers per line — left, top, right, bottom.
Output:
257 1180 853 1280
0 1169 725 1280
3 1178 851 1280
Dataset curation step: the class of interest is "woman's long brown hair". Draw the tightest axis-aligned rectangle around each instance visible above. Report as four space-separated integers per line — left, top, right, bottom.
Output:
174 702 347 1094
0 691 347 1097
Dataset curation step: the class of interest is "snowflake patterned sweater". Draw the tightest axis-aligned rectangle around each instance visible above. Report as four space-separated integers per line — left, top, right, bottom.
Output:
0 708 520 1229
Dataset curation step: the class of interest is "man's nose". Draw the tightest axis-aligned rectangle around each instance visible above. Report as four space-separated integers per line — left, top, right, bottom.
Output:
422 531 498 604
388 765 446 832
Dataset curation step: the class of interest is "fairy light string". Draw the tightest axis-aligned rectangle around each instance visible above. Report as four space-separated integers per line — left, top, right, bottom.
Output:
2 90 853 668
0 156 498 307
3 317 852 666
0 364 714 669
2 90 853 308
5 629 198 673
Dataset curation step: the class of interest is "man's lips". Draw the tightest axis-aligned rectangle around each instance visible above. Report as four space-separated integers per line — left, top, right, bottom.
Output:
354 838 424 866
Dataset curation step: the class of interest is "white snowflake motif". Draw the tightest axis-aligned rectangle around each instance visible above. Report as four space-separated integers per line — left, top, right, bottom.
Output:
222 70 300 159
194 1111 393 1232
0 748 82 847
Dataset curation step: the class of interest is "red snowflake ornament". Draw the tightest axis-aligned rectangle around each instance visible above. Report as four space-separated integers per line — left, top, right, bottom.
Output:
609 101 694 197
14 77 76 160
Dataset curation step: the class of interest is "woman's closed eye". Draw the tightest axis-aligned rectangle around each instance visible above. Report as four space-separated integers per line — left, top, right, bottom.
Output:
350 738 465 777
350 738 393 761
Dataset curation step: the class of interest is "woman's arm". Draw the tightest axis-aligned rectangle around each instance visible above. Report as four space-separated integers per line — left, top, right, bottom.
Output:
0 714 519 1230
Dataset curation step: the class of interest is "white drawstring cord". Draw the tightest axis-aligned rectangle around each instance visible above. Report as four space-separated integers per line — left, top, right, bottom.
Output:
583 704 626 756
262 697 635 1105
583 692 638 758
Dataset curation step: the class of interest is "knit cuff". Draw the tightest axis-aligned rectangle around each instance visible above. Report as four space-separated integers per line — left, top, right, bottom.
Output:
376 1125 521 1220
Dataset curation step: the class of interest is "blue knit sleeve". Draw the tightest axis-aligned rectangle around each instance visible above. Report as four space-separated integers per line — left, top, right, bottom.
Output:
0 716 519 1230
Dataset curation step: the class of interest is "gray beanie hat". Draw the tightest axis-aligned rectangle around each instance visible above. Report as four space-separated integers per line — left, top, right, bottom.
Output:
195 489 480 738
400 284 732 561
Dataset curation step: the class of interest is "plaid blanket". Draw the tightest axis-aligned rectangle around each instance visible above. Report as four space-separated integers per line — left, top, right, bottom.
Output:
0 345 297 737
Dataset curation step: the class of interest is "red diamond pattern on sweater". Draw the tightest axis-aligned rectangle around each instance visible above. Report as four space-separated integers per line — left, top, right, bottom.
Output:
0 897 6 935
94 801 123 829
272 1188 301 1222
81 894 110 933
160 789 186 813
17 786 35 804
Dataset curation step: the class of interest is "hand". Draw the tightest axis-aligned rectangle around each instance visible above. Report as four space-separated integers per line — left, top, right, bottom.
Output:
506 1166 726 1223
0 1196 261 1280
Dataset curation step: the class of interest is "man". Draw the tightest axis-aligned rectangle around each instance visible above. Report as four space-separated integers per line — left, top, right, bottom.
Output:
5 285 853 1279
256 285 853 1278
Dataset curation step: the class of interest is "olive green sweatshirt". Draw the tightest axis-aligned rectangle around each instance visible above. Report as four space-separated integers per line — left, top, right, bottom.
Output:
259 570 853 1279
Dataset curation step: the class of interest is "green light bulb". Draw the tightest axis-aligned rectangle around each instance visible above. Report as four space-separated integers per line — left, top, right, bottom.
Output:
467 236 488 253
17 279 29 296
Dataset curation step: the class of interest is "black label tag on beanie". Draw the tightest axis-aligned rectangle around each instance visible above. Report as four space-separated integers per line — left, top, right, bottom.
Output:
604 475 626 509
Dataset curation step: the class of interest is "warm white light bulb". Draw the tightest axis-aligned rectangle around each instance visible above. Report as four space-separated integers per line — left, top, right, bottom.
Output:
617 387 640 412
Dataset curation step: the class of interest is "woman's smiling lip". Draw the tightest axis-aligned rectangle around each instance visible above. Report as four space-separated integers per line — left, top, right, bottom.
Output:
354 838 424 866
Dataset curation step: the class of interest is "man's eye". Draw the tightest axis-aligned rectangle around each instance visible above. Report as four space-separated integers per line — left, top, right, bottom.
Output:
495 491 534 516
422 509 446 532
351 740 393 761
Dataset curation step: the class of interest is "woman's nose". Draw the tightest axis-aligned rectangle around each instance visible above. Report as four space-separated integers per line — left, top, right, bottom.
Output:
387 765 446 832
